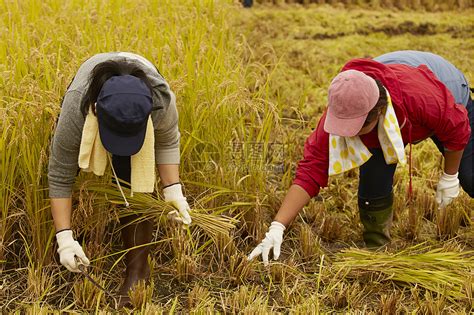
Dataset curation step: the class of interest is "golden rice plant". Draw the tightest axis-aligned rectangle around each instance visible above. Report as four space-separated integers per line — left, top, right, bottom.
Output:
140 303 165 314
227 252 253 285
171 227 199 281
0 114 20 270
73 275 107 310
187 284 216 311
413 290 448 314
289 293 324 314
128 279 154 310
280 283 306 306
437 202 465 239
26 263 55 302
23 302 55 315
380 293 401 315
223 285 271 314
298 223 324 261
214 232 238 264
269 259 303 284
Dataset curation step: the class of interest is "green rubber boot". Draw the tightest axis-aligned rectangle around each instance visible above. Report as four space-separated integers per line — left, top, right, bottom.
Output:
358 193 393 248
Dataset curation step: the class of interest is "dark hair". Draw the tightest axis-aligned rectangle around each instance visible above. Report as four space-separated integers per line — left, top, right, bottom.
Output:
363 79 387 127
81 60 154 116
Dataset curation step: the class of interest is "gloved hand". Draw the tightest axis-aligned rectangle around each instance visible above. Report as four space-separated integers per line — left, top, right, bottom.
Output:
247 221 286 266
56 230 90 272
436 172 460 209
163 183 192 225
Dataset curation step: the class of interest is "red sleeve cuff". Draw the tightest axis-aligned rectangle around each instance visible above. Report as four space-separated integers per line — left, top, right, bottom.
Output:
293 179 320 198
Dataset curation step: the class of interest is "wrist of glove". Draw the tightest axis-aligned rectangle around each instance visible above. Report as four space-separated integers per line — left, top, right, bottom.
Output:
436 172 460 209
56 230 90 273
247 221 286 266
163 183 192 225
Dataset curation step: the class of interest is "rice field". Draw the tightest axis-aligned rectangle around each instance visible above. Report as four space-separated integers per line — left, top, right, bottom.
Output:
1 0 473 313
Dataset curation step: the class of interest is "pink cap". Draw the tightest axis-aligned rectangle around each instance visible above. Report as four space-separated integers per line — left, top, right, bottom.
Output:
324 70 379 137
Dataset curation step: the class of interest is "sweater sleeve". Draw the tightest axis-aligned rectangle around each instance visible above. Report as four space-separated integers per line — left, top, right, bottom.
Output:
153 90 181 164
410 65 470 151
48 90 84 198
293 112 330 197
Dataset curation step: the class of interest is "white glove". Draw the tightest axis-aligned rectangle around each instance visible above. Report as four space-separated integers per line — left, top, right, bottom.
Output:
163 183 192 225
56 230 90 273
436 172 460 209
247 221 285 266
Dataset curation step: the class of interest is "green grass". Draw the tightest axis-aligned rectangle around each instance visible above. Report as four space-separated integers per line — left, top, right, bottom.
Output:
1 0 473 313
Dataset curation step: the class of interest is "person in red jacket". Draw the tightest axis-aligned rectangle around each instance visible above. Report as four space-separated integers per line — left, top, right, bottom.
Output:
249 51 472 264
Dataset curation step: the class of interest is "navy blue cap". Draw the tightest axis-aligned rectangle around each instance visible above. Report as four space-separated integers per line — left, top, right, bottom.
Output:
96 75 153 156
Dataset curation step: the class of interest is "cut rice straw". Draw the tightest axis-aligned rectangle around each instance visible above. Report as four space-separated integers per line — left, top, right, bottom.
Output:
334 243 474 301
82 180 238 239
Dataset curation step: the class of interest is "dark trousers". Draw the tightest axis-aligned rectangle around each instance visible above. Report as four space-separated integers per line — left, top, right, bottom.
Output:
242 0 253 7
112 155 131 188
359 96 473 199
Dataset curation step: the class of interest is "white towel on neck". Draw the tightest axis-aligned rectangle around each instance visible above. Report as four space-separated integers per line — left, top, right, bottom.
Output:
329 90 406 176
78 109 155 193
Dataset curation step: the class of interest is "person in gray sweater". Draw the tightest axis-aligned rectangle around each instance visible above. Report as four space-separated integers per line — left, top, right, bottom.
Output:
49 52 191 307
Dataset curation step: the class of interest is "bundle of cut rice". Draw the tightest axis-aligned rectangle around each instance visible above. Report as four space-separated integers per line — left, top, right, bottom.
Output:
334 243 474 301
83 181 238 239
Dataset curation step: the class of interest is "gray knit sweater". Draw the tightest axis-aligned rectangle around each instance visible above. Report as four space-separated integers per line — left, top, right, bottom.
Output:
48 52 180 198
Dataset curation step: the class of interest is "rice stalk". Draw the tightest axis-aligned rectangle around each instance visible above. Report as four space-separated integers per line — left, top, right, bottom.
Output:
437 202 465 239
187 284 215 311
73 275 107 310
128 279 154 310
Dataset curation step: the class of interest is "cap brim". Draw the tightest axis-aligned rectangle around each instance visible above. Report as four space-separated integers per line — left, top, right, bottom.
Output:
98 123 147 156
324 109 368 137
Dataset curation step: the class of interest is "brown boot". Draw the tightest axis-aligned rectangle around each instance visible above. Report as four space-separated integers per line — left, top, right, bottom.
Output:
117 216 153 308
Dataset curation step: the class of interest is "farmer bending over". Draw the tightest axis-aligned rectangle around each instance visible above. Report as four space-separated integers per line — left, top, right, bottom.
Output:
48 52 191 306
249 50 472 264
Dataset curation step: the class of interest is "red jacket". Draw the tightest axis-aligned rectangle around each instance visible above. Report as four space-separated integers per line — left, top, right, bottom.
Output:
293 59 471 197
